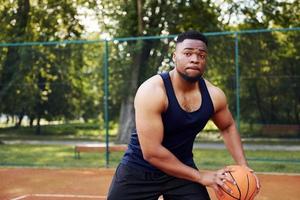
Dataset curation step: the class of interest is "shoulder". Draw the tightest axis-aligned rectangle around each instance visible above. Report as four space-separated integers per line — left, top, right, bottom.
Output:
136 74 165 97
134 74 167 112
203 79 227 112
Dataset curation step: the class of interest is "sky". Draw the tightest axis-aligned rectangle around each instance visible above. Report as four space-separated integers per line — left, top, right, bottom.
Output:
77 6 100 33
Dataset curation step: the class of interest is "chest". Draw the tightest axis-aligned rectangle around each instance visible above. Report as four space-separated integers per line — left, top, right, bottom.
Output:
175 91 202 112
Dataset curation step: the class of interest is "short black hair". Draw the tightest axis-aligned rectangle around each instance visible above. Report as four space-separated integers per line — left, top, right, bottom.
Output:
176 30 208 46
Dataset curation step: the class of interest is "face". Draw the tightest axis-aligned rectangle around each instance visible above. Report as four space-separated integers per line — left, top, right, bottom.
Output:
173 39 208 82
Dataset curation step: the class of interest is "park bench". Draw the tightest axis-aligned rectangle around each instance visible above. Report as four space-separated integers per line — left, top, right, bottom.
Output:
74 144 127 159
261 124 300 137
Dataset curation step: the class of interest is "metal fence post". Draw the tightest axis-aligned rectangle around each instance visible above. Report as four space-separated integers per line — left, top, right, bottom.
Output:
103 40 110 168
234 32 240 131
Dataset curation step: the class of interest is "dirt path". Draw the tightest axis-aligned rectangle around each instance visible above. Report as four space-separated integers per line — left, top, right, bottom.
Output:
1 168 300 200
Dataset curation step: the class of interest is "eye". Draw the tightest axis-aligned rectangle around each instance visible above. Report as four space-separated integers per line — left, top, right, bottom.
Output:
199 54 206 59
184 52 192 56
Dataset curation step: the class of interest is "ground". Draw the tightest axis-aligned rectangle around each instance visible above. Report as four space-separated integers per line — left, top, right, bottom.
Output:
1 168 300 200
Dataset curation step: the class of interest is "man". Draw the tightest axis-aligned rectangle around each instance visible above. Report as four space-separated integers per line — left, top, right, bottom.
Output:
108 30 259 200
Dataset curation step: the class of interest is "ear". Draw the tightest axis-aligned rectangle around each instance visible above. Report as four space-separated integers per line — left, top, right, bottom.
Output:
172 52 176 62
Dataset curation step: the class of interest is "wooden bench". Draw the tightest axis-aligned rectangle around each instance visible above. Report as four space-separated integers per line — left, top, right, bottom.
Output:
261 124 300 137
74 144 128 159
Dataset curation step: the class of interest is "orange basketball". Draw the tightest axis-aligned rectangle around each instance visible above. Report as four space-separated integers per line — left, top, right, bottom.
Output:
216 165 258 200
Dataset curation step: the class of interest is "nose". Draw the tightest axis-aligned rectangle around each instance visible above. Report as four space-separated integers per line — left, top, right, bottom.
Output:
190 54 199 63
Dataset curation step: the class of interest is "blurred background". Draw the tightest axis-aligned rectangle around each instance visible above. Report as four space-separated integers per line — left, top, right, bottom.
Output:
0 0 299 171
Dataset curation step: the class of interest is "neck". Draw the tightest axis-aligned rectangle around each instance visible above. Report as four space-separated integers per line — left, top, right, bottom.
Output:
169 70 199 92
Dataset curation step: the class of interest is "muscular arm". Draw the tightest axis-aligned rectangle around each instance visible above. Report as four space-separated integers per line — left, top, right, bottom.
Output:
210 87 248 166
135 77 238 194
210 87 261 192
134 77 202 183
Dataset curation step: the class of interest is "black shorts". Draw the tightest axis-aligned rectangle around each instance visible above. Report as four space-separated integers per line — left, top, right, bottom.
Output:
107 164 210 200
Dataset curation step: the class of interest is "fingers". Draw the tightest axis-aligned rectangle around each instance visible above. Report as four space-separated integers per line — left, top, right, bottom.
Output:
217 168 235 184
215 168 236 194
217 178 234 194
224 172 236 184
253 172 261 192
217 173 234 185
244 166 254 173
213 166 261 198
245 166 261 191
225 166 239 174
213 185 224 198
252 173 261 198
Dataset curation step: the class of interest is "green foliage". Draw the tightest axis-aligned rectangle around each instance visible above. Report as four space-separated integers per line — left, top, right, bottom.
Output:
230 0 300 127
100 0 222 124
204 0 300 130
238 31 300 126
0 0 299 138
0 1 104 132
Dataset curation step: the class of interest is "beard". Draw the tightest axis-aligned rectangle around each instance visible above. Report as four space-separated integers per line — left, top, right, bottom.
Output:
177 70 202 83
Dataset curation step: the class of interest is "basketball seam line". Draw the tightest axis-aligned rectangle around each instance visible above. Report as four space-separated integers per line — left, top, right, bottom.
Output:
245 174 250 200
248 181 257 200
220 172 240 200
231 171 242 200
248 172 258 200
220 186 239 200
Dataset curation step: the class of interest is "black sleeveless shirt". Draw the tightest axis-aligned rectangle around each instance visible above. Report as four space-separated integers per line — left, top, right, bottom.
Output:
121 72 214 171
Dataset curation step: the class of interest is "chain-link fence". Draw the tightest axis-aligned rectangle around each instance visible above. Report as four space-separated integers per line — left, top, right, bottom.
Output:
107 28 300 139
0 27 299 168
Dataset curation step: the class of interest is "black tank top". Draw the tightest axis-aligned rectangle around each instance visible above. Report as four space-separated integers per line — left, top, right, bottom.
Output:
121 72 214 171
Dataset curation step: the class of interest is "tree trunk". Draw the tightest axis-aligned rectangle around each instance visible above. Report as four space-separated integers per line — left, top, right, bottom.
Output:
6 116 9 124
115 0 167 143
29 117 34 127
137 0 144 33
115 0 144 144
116 96 136 143
16 112 24 128
253 81 265 124
116 39 155 144
116 40 142 143
36 117 41 135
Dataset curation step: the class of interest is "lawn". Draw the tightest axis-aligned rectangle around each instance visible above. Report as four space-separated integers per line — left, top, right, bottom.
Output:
1 144 300 173
0 144 118 168
193 149 300 173
0 122 104 141
1 123 300 173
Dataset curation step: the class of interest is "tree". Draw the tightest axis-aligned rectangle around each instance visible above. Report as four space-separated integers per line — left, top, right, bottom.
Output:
0 0 103 134
98 0 222 143
0 0 30 127
227 0 300 132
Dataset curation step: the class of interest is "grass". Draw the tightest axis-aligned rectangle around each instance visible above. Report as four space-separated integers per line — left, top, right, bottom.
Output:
194 149 300 173
1 122 299 145
195 131 300 145
1 144 300 173
0 123 104 141
0 122 122 142
1 122 300 173
0 144 123 168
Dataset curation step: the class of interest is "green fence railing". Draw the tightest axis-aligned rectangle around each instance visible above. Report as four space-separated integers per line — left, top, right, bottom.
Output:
0 27 299 167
